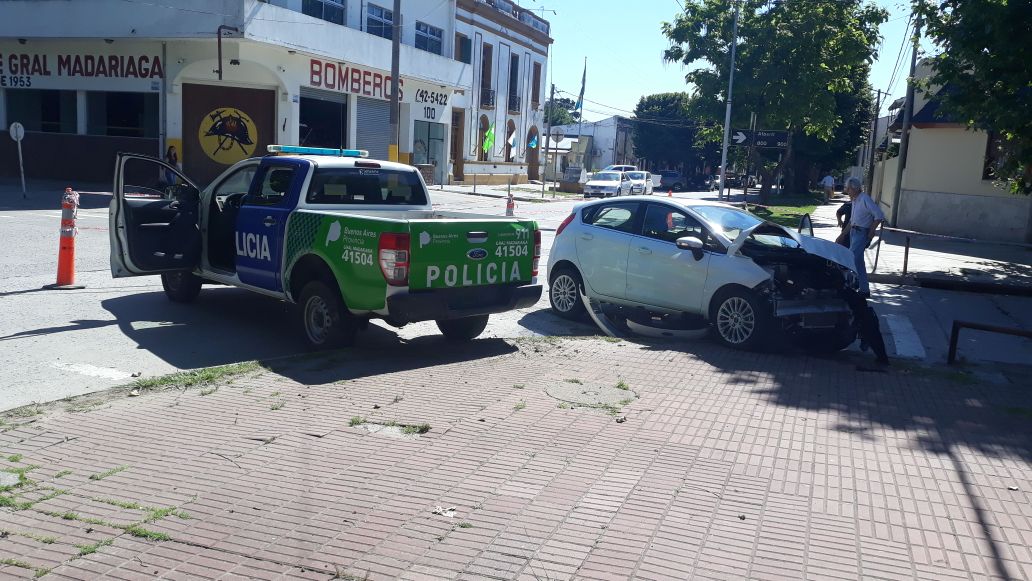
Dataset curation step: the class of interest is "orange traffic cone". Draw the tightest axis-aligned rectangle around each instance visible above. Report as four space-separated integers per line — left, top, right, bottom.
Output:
43 187 85 290
668 188 673 197
505 192 515 217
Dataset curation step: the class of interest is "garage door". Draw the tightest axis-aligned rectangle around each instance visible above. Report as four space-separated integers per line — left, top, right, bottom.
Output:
356 96 390 160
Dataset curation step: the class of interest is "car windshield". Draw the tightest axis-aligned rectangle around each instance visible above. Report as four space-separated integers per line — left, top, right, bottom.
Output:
627 172 647 180
691 205 763 240
593 172 621 182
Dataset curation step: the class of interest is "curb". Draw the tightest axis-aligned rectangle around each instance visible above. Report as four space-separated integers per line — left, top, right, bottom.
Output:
434 187 572 203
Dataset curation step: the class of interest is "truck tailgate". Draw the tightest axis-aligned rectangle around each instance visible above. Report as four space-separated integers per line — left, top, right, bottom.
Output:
408 219 538 290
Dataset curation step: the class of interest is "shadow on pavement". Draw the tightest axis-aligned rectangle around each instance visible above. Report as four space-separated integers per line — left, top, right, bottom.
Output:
633 335 1028 581
100 286 520 382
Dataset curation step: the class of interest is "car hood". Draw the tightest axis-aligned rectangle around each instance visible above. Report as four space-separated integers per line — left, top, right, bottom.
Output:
729 222 857 272
585 180 618 187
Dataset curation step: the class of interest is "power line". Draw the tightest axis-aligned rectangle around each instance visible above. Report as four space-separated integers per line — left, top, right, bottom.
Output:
883 13 913 102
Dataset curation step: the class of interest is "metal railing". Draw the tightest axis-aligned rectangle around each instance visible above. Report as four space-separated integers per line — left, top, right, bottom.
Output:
508 94 521 113
480 87 496 108
948 320 1032 364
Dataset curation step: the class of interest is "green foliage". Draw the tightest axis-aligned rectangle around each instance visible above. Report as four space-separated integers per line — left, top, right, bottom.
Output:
544 97 580 126
915 0 1032 194
632 92 716 169
662 0 886 194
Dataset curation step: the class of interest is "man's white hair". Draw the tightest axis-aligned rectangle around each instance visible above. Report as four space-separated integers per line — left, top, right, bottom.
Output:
846 177 863 191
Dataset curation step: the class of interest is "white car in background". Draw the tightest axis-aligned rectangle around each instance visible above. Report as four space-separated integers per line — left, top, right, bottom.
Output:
603 164 637 173
582 171 632 198
626 171 654 195
546 197 861 352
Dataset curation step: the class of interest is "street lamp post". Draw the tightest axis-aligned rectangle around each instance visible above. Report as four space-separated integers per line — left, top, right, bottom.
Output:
717 0 740 201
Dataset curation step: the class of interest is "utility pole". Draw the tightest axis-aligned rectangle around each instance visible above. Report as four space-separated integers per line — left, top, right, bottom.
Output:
865 89 887 195
743 111 756 202
542 83 555 198
388 0 402 162
890 17 922 226
717 0 740 201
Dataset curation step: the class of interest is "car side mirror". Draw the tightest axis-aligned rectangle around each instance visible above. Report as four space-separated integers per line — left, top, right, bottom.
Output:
676 236 704 260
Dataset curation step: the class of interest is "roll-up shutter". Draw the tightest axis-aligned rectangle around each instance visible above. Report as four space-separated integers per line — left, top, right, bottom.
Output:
356 96 390 160
300 86 348 104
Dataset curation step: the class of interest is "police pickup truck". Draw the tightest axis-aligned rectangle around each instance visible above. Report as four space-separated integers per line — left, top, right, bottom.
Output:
109 146 542 348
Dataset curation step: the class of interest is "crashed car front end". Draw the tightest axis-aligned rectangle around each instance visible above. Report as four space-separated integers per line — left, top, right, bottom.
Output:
731 223 861 343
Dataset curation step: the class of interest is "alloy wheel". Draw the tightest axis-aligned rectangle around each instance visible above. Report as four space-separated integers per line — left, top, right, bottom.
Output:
550 274 579 313
716 296 756 345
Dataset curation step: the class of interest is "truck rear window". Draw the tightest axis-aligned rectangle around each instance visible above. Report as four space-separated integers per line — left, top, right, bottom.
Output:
306 168 428 205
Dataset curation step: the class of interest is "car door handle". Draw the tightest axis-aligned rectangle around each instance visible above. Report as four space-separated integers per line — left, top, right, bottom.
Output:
638 246 652 255
263 216 277 227
580 233 594 241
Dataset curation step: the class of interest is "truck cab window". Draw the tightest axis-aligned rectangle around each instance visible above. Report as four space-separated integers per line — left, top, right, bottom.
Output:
248 168 295 206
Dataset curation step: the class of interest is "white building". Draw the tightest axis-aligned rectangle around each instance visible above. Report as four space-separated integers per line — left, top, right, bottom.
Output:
0 0 550 187
550 115 637 172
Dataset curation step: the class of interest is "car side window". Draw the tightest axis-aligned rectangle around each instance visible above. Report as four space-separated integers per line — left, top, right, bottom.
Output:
642 205 722 252
583 203 640 234
246 167 295 207
212 166 256 198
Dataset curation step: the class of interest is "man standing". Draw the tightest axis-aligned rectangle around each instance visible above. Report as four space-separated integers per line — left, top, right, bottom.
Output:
845 177 884 296
820 172 835 203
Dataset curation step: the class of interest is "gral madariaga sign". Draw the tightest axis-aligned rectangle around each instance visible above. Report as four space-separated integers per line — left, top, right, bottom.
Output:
0 48 164 90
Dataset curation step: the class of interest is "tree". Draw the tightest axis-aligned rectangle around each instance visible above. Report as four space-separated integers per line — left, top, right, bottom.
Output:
631 93 696 168
662 0 886 199
543 97 580 126
915 0 1032 194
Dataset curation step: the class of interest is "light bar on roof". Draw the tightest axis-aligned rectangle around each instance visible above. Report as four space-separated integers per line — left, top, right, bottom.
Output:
267 145 369 157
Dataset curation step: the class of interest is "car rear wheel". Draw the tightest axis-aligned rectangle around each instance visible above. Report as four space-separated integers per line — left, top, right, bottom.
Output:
299 280 356 349
437 315 489 342
161 271 202 303
549 267 587 320
709 288 771 350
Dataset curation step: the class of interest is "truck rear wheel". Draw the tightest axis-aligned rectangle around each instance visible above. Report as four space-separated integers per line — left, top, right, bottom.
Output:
161 271 202 303
299 280 356 349
436 315 489 342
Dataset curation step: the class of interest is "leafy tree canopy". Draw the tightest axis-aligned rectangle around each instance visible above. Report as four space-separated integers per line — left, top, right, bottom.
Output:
544 97 580 126
915 0 1032 194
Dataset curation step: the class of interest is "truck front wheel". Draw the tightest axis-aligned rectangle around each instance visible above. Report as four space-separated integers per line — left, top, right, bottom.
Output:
436 315 489 342
161 271 202 303
299 280 356 349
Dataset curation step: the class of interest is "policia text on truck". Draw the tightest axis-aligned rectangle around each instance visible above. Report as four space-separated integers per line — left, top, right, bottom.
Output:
109 145 542 348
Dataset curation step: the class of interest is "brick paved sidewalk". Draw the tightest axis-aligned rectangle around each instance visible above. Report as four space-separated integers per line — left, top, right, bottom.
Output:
1 338 1030 580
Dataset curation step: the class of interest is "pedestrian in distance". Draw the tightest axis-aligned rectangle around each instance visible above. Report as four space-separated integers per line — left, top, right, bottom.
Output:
164 145 178 187
844 176 884 297
820 172 835 204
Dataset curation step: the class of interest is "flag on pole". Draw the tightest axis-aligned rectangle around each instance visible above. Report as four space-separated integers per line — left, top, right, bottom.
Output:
575 58 586 114
482 123 495 153
507 130 517 148
528 134 538 149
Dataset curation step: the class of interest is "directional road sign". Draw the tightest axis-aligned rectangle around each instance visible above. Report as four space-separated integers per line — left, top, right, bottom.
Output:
754 130 789 148
731 130 751 145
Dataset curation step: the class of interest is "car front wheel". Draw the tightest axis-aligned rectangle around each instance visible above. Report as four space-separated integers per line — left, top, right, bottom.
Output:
710 288 771 350
549 267 587 320
161 271 202 303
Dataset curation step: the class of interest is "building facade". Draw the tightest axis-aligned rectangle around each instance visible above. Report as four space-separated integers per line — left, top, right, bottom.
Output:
550 116 637 172
0 0 550 187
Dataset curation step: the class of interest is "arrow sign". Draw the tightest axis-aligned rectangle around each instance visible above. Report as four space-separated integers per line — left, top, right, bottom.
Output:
732 130 750 145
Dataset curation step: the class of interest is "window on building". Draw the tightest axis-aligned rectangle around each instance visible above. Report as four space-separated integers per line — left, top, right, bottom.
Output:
87 91 159 138
481 43 493 87
5 89 77 134
532 62 542 106
983 130 1007 180
367 4 393 40
415 21 443 55
301 0 344 25
508 55 519 99
455 33 471 64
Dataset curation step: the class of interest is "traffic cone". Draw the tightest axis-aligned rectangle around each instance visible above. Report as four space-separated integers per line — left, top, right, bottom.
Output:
43 187 85 290
668 188 673 197
505 192 515 217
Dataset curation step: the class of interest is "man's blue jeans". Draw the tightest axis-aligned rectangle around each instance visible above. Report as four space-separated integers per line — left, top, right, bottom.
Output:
849 227 870 294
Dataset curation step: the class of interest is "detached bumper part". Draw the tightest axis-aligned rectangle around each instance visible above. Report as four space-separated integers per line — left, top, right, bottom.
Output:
387 284 542 324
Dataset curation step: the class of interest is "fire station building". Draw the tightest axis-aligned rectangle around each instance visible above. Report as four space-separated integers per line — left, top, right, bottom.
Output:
0 0 551 187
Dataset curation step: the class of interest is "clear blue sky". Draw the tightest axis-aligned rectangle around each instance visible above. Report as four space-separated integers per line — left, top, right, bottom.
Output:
537 0 923 122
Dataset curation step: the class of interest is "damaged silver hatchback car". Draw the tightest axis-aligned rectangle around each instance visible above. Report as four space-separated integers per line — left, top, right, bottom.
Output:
547 197 861 351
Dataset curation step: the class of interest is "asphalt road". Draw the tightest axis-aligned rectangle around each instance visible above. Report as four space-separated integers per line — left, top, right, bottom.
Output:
0 187 593 411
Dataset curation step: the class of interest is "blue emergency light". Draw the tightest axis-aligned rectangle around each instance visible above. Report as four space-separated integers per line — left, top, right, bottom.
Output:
267 145 369 157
